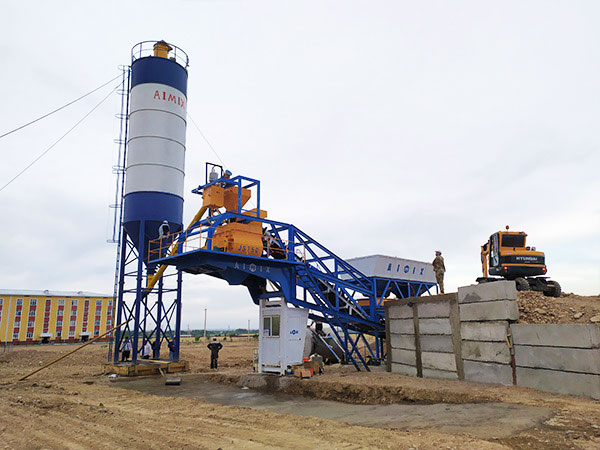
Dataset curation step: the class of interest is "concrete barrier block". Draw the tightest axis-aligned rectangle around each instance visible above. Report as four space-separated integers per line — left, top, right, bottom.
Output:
388 304 414 320
458 281 517 304
392 348 417 366
462 341 511 364
422 368 459 380
459 300 519 322
514 345 600 375
516 367 600 400
511 324 600 349
461 321 509 341
417 301 451 319
463 360 513 385
421 351 457 371
389 319 414 334
420 335 454 353
419 318 452 335
391 362 418 377
390 333 416 350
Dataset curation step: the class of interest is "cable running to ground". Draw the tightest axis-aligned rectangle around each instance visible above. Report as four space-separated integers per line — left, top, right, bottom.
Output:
0 83 119 194
0 73 121 141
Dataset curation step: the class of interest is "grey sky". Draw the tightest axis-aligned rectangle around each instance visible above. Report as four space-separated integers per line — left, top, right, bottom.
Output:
1 1 599 328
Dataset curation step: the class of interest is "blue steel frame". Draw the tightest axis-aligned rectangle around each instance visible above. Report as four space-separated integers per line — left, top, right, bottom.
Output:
149 174 436 371
113 224 183 364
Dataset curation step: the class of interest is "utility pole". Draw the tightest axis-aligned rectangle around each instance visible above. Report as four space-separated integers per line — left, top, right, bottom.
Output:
247 319 250 341
203 308 207 341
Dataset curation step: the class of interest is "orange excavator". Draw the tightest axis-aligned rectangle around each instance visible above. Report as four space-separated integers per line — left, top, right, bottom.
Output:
477 226 561 297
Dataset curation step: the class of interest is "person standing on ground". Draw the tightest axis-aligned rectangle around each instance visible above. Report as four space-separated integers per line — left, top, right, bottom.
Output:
120 337 132 362
142 340 152 360
168 339 176 360
207 337 223 369
432 250 446 294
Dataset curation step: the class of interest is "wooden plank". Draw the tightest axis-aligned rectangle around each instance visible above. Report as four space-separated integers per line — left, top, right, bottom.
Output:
413 303 422 377
449 295 464 380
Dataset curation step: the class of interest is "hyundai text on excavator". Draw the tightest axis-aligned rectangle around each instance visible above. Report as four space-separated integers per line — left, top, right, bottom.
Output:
477 226 561 297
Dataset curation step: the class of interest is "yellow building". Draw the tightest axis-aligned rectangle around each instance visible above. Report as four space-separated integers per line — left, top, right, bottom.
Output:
0 290 114 344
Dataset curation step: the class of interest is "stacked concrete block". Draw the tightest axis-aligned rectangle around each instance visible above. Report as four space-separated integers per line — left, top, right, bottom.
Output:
386 303 418 376
458 281 517 385
512 324 600 399
416 295 461 380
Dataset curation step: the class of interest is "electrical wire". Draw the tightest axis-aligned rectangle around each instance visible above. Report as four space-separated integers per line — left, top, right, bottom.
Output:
0 74 121 141
0 83 119 194
187 112 228 169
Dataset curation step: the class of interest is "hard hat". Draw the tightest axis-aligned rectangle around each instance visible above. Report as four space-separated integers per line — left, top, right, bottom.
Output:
224 170 232 176
163 220 169 224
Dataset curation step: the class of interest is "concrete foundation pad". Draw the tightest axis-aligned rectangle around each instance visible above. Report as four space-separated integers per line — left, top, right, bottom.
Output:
390 333 416 351
391 362 418 376
461 321 509 342
459 300 519 322
421 351 457 372
462 341 511 364
422 368 459 380
514 345 600 374
463 360 513 386
516 367 600 400
511 324 600 348
390 319 414 334
458 281 517 304
417 301 451 319
388 304 413 319
420 335 454 353
418 318 452 335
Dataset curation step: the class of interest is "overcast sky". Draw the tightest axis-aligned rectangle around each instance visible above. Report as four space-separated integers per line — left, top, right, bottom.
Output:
1 1 598 329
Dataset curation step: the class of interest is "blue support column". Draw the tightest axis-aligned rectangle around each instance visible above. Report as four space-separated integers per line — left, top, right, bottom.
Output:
113 230 128 363
173 270 183 361
154 276 163 358
131 221 146 364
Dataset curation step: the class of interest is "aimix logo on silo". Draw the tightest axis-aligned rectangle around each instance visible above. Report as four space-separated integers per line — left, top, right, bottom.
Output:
152 90 185 109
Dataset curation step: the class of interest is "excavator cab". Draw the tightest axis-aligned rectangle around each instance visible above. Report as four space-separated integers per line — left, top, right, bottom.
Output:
478 227 561 297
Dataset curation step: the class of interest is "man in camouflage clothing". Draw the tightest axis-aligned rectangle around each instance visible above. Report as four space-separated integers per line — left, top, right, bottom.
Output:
432 250 445 294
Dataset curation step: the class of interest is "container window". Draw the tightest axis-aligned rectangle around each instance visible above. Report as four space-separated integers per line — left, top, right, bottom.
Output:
271 316 280 337
58 299 65 306
30 299 37 306
16 298 23 306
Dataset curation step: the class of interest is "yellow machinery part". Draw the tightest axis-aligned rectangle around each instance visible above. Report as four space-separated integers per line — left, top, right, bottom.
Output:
153 41 172 58
202 185 225 209
224 186 251 211
211 221 263 257
145 205 208 293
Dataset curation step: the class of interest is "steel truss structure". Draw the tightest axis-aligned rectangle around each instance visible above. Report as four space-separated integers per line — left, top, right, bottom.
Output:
113 226 183 364
148 173 436 371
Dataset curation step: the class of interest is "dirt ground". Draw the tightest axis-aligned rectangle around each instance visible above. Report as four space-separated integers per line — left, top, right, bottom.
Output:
1 340 599 449
517 291 600 324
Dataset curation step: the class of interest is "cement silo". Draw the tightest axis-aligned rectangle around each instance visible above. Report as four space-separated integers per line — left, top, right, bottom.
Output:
123 41 188 258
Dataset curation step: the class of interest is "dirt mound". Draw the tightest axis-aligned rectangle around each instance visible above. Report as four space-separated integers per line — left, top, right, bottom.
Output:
517 291 600 324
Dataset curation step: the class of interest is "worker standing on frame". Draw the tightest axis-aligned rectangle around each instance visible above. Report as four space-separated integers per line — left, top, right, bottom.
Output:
207 337 223 369
432 250 446 294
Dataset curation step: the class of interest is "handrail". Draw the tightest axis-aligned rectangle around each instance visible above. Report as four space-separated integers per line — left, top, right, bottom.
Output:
144 205 208 294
